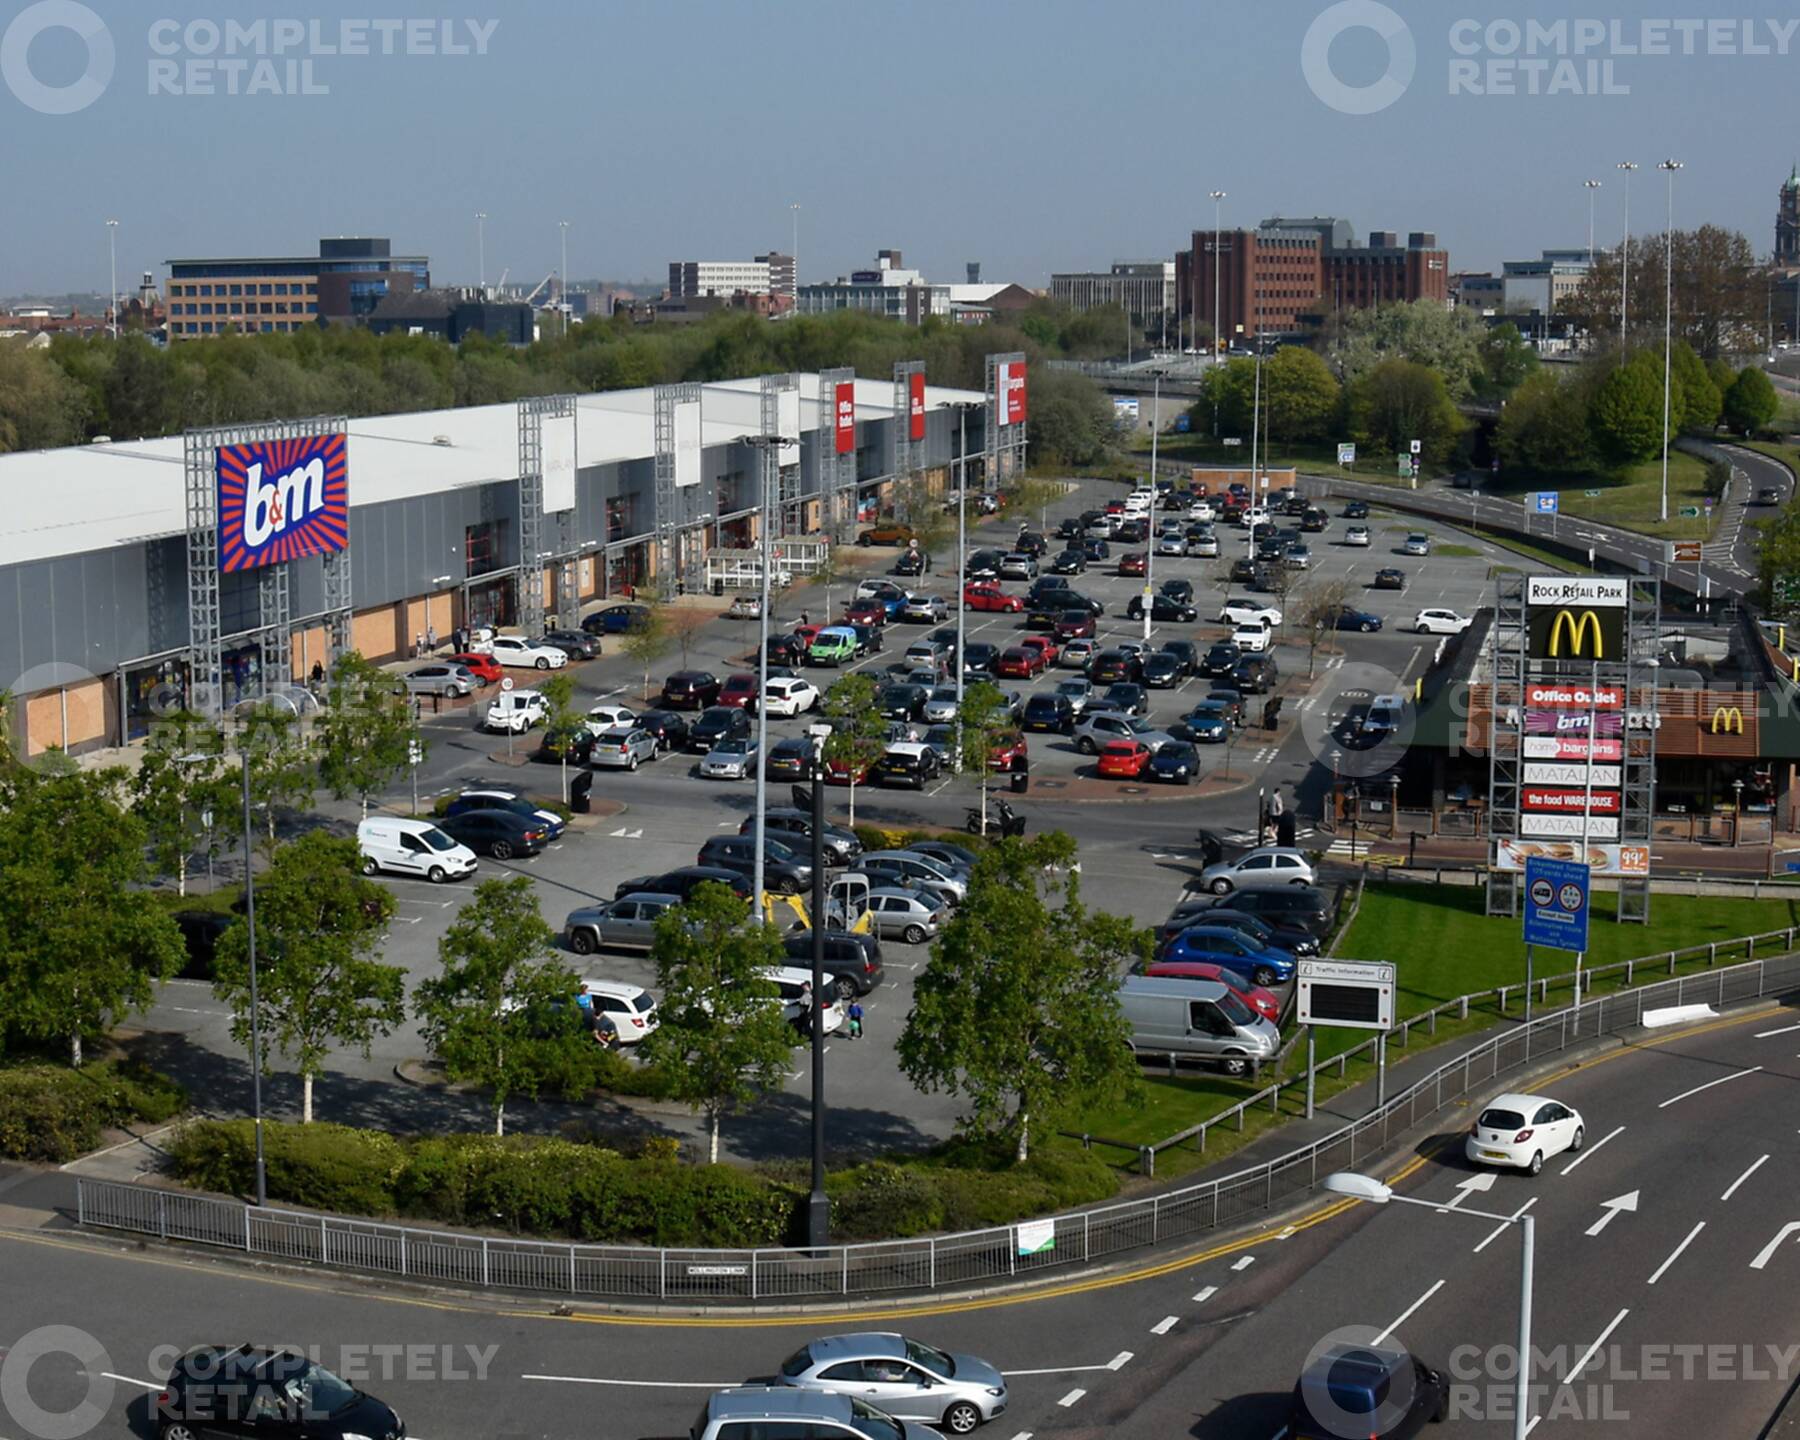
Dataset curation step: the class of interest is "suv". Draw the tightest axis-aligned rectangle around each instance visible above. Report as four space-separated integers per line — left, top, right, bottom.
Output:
661 670 721 709
875 742 941 789
562 892 680 953
745 809 864 866
781 932 886 998
690 705 752 750
1287 1344 1448 1439
691 1387 936 1440
698 834 813 894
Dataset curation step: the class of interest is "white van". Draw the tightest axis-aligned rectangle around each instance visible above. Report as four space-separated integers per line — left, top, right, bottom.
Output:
763 965 846 1034
1361 693 1407 741
356 817 478 883
1119 975 1279 1076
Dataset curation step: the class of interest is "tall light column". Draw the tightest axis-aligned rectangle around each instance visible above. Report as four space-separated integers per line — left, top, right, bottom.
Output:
953 402 982 709
1142 370 1163 640
1617 162 1637 346
105 219 119 338
790 203 801 304
558 220 570 316
476 211 488 292
744 433 796 911
1584 179 1602 264
1658 159 1682 524
1210 190 1226 372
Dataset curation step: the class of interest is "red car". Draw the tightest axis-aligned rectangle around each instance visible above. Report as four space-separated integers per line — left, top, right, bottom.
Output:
1143 961 1282 1023
1105 499 1126 515
446 651 502 684
963 583 1025 614
1118 552 1148 577
1096 739 1152 778
718 673 760 709
1054 610 1097 641
843 601 886 627
793 624 824 649
993 646 1046 679
823 755 870 785
988 730 1029 772
1019 635 1060 668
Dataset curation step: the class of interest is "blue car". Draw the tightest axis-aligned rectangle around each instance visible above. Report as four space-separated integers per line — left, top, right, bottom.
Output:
1332 606 1383 633
1162 925 1296 986
583 602 651 634
1176 700 1232 743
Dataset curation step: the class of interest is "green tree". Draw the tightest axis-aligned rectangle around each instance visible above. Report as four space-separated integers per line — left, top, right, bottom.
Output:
951 680 1011 833
1345 359 1466 468
1669 342 1722 433
897 833 1146 1162
212 833 403 1123
1588 356 1675 467
1024 368 1120 469
1294 576 1353 678
619 605 673 700
414 876 598 1135
316 651 416 817
1194 357 1258 438
1723 366 1780 436
536 671 583 803
1495 371 1594 475
892 475 954 567
238 704 316 858
0 769 184 1064
0 342 90 452
130 713 236 896
1262 346 1341 444
822 672 887 826
637 882 796 1163
1331 300 1489 400
1477 323 1539 400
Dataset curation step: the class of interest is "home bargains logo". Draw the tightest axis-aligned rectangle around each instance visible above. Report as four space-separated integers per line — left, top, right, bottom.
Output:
217 433 348 571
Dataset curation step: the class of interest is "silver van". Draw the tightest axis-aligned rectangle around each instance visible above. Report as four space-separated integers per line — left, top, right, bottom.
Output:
1119 975 1280 1076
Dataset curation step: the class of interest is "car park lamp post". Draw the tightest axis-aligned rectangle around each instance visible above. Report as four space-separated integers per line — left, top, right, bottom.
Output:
1324 1172 1534 1440
1143 370 1165 641
745 433 798 911
1733 777 1745 848
952 402 984 710
806 721 835 1247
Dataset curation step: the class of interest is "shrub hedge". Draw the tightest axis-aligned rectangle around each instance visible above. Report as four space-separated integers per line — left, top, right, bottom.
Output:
0 1059 187 1163
167 1119 1121 1247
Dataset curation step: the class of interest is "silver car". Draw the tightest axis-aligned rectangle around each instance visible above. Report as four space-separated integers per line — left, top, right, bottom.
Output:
1054 677 1093 717
562 892 679 954
864 887 948 945
1189 534 1221 558
859 852 967 905
401 663 476 698
921 687 960 724
700 736 761 780
590 724 658 770
1198 847 1317 895
778 1333 1008 1436
1073 710 1178 755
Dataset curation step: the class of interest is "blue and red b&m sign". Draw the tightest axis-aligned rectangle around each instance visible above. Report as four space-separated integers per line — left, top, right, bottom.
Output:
216 433 349 573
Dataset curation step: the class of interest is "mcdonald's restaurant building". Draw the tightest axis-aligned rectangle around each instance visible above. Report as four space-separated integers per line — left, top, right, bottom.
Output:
1404 606 1800 844
0 373 989 758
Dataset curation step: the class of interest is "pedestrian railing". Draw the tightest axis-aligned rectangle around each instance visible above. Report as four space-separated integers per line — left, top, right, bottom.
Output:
75 949 1800 1302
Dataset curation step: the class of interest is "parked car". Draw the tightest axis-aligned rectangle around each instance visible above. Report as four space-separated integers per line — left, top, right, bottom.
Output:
1126 593 1198 623
775 1334 1008 1436
1228 557 1258 583
1088 649 1138 685
963 549 1004 581
563 892 680 953
863 887 949 944
993 646 1046 680
808 628 859 666
401 662 477 698
780 932 886 999
613 865 750 902
488 634 568 670
1073 711 1177 755
875 742 942 789
1059 637 1099 669
859 851 967 906
1120 975 1279 1076
858 521 916 546
433 810 550 861
539 628 601 661
1232 622 1273 654
690 705 752 750
1054 609 1097 641
761 677 821 716
634 709 690 753
743 809 864 867
1118 551 1149 577
1342 499 1370 519
1198 847 1316 896
445 789 566 839
356 817 477 883
698 834 812 893
1200 885 1336 937
961 642 999 677
1158 903 1319 959
962 583 1023 613
1466 1092 1586 1174
1232 654 1279 694
688 1387 929 1440
1221 599 1283 628
1173 699 1232 744
699 736 761 780
662 670 722 709
998 553 1038 580
1101 682 1149 716
901 594 950 624
1414 607 1472 635
590 724 659 770
1050 548 1088 574
1344 524 1372 548
889 549 925 577
583 602 650 634
1331 605 1383 632
1372 566 1408 591
1053 677 1093 716
1022 692 1075 734
484 689 547 733
1402 532 1431 556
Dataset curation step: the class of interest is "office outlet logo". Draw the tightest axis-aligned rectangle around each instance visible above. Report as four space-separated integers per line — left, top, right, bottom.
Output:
1547 609 1605 658
1711 706 1745 735
216 433 348 572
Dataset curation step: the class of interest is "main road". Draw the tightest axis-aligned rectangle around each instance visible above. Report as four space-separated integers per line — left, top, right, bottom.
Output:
7 1003 1796 1438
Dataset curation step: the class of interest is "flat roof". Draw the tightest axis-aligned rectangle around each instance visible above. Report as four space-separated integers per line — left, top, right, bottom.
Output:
0 374 984 568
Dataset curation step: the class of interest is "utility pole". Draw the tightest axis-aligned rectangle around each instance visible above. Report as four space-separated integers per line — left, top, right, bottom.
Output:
105 219 119 338
1584 179 1602 265
558 219 570 320
1210 190 1227 385
1617 162 1637 347
1658 159 1682 524
744 433 795 911
476 211 488 293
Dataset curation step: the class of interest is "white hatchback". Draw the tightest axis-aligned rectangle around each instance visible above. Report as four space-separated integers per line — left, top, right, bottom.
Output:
1466 1092 1585 1175
1413 608 1472 635
1221 600 1283 628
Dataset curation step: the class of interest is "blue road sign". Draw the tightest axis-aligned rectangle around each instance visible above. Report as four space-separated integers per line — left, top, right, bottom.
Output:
1524 856 1590 952
1533 492 1560 514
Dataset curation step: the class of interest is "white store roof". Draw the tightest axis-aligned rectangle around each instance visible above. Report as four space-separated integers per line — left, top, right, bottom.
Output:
0 373 983 569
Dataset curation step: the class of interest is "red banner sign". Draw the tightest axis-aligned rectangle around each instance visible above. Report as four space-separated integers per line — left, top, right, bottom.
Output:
908 372 926 441
1525 682 1623 711
1522 787 1622 814
834 381 856 455
999 361 1027 426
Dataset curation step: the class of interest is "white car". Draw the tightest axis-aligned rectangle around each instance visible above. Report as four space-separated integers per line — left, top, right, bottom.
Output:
760 677 820 717
1242 505 1271 529
586 703 638 730
1220 600 1283 628
1232 623 1273 653
724 595 763 620
484 690 547 733
1465 1092 1585 1175
1190 500 1217 522
1403 533 1431 557
579 980 659 1045
699 737 761 780
489 635 569 670
1414 608 1472 635
1344 525 1371 547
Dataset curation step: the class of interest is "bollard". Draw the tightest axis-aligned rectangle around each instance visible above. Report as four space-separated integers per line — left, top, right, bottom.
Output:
1236 1106 1246 1133
1167 1051 1177 1077
1539 978 1548 1003
1667 950 1677 975
1459 995 1469 1020
1498 985 1509 1014
1269 1085 1279 1114
1139 1145 1154 1178
1709 942 1717 967
1429 1009 1438 1036
1626 958 1634 984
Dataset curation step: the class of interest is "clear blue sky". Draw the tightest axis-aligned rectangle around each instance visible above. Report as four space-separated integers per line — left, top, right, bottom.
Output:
2 0 1791 296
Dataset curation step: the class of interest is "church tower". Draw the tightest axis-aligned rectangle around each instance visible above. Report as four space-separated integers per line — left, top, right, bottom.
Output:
1778 164 1800 266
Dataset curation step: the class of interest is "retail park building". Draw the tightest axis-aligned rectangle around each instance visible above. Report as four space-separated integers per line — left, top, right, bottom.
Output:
0 367 1027 757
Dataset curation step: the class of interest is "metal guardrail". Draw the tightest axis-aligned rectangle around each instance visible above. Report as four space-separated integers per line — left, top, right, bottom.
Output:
75 949 1800 1302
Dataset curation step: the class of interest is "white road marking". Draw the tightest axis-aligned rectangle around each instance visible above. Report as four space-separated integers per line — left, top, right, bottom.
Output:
1751 1222 1800 1270
1438 1173 1496 1211
1231 1255 1256 1271
1151 1316 1179 1335
1107 1351 1133 1370
1373 1279 1444 1345
1648 1222 1706 1285
1057 1389 1086 1408
522 1374 733 1387
1658 1066 1763 1108
1192 1285 1218 1304
1565 1309 1630 1383
1584 1191 1639 1237
1275 1224 1296 1239
100 1372 160 1389
1721 1154 1770 1202
1754 1022 1800 1038
1473 1197 1537 1253
1559 1125 1623 1175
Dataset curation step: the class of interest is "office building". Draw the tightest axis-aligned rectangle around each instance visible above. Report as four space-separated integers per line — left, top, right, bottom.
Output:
797 251 950 325
165 238 428 340
1501 249 1593 316
1049 261 1176 326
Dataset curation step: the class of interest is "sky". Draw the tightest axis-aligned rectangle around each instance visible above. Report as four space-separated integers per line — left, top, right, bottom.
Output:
2 0 1795 297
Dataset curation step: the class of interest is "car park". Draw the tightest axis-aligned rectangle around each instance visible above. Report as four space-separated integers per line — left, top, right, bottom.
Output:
1198 847 1316 896
436 808 550 860
690 705 752 750
356 816 478 882
563 892 679 953
875 742 942 789
1414 607 1472 635
1372 566 1408 591
776 1333 1008 1435
590 724 659 770
488 634 568 670
1466 1091 1585 1174
1146 741 1200 785
484 689 547 733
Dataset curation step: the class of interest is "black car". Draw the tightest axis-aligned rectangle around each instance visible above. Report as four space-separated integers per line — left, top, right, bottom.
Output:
1300 507 1329 533
697 834 813 894
1022 692 1075 734
875 744 941 788
635 708 691 753
1332 606 1384 633
1147 742 1201 786
1025 575 1071 604
1056 516 1084 539
437 808 550 860
742 808 863 866
1126 593 1198 623
1089 649 1140 684
689 705 751 750
847 621 885 656
890 550 925 577
1342 499 1370 518
1372 567 1407 591
539 628 602 661
1024 604 1064 630
1200 642 1241 679
1278 491 1310 516
1757 485 1782 504
1160 639 1199 675
766 633 807 666
1051 548 1088 574
1202 885 1336 937
1160 578 1195 605
1255 535 1287 562
965 549 1005 580
782 930 885 998
661 669 721 709
764 736 815 780
156 1345 402 1440
1102 682 1150 716
961 641 999 676
1206 687 1246 726
1229 557 1258 583
878 683 930 721
1177 905 1320 958
1080 536 1113 561
171 909 236 981
1140 651 1183 688
1115 519 1149 543
615 865 751 902
1060 591 1105 617
1233 654 1279 694
1016 530 1049 556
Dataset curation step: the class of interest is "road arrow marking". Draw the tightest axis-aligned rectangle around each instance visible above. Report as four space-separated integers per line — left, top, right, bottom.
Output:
1750 1222 1800 1270
1585 1191 1640 1237
1438 1173 1496 1211
608 826 629 837
625 828 644 839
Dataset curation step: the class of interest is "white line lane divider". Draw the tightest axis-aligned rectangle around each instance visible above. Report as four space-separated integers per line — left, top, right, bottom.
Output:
1193 1285 1218 1304
1473 1197 1537 1253
1560 1124 1624 1176
1057 1389 1086 1408
1721 1154 1770 1202
1232 1255 1256 1271
1754 1022 1800 1038
1107 1352 1133 1370
1647 1222 1706 1285
1151 1316 1179 1335
1372 1279 1444 1346
1565 1309 1631 1384
1658 1066 1763 1108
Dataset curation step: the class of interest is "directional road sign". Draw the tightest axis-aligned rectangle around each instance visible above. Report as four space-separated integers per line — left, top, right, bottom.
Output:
1523 855 1590 952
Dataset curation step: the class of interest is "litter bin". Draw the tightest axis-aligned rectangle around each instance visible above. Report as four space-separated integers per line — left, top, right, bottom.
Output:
568 770 593 814
1010 759 1030 794
1277 812 1297 848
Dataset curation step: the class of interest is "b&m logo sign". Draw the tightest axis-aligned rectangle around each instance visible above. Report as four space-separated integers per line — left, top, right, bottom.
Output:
216 433 349 572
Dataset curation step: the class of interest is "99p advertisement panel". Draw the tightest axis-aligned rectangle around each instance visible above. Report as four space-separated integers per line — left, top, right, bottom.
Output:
216 433 349 572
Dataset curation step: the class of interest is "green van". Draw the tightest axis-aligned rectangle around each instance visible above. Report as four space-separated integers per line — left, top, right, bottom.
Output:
807 627 857 667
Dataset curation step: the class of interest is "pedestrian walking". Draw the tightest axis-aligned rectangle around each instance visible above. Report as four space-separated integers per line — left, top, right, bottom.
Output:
1269 789 1285 821
426 623 438 652
847 1001 864 1039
